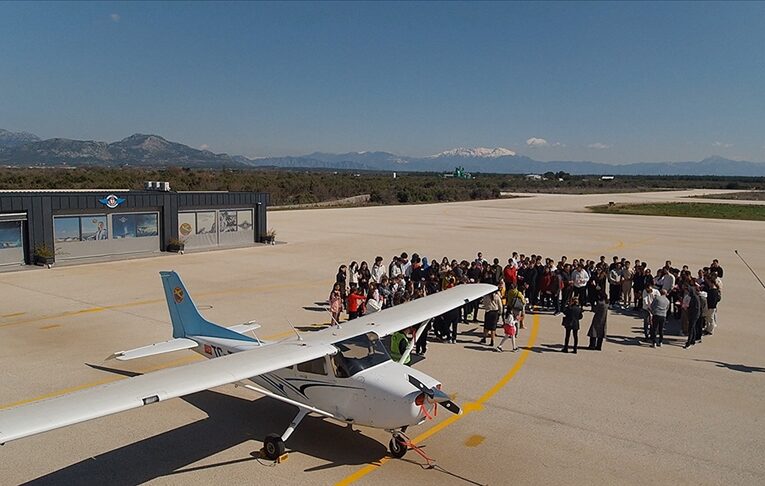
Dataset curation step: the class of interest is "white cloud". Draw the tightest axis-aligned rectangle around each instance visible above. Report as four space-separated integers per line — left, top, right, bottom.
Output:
713 141 733 148
110 13 121 22
526 137 548 148
199 144 210 151
552 142 565 147
587 142 611 150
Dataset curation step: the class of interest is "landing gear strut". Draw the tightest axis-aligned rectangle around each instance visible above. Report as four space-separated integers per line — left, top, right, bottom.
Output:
262 408 309 461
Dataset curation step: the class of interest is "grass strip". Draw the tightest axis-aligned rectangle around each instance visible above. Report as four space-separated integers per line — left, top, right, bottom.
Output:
588 202 765 221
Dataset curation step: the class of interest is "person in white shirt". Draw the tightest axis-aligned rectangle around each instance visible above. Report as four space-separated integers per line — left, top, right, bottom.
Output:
388 257 402 280
642 282 660 341
399 252 412 279
659 269 675 293
371 256 387 283
572 263 590 306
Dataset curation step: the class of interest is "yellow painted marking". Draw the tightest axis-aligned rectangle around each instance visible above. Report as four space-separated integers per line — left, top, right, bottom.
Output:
335 314 540 486
39 324 60 330
2 312 26 318
464 435 485 447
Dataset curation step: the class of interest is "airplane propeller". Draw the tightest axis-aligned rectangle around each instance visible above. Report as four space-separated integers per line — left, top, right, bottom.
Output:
407 375 462 415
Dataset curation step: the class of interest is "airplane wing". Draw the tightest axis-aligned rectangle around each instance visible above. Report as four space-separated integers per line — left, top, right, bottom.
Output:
313 283 497 344
0 341 336 444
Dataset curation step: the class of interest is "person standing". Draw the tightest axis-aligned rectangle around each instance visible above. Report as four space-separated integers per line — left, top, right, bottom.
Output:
561 297 584 353
620 261 634 308
642 282 660 342
371 256 387 284
497 314 518 352
608 262 622 308
346 287 366 320
650 289 670 347
328 283 344 325
559 263 573 316
572 262 590 307
684 283 702 348
480 290 503 347
505 283 526 330
336 265 348 301
587 289 608 350
390 330 411 365
705 277 721 334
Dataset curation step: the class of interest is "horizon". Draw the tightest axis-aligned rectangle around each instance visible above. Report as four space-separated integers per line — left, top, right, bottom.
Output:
2 2 764 164
3 128 763 165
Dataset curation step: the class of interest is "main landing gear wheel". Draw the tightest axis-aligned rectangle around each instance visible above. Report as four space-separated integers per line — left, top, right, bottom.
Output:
263 433 286 460
389 436 408 458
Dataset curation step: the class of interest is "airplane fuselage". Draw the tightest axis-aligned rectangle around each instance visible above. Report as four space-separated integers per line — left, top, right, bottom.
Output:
189 335 439 430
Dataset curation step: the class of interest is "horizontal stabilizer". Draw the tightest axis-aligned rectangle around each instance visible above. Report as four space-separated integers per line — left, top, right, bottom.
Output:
108 338 199 361
227 323 261 335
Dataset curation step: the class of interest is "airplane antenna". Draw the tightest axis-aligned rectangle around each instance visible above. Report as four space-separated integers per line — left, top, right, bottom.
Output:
734 249 765 291
286 319 303 341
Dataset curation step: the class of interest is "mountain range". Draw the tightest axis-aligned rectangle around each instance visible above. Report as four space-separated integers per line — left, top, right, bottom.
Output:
1 129 764 176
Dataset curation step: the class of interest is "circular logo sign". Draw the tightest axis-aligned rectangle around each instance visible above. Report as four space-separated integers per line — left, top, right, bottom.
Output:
179 223 192 237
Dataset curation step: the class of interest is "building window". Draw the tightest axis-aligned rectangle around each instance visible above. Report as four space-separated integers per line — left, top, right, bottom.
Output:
113 213 159 238
196 212 217 234
135 213 158 237
80 216 109 241
219 210 238 232
237 210 253 230
54 217 82 242
0 221 22 248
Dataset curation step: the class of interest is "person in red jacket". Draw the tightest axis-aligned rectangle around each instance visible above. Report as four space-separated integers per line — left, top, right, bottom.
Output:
503 259 518 289
346 287 366 320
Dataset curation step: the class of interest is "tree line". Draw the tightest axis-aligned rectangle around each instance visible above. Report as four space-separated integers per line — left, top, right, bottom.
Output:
0 166 760 206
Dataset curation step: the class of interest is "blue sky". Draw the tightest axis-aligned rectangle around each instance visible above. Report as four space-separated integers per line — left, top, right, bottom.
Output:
1 1 764 163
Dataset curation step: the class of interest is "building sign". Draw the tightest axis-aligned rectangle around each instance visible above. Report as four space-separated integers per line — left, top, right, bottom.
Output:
99 194 126 209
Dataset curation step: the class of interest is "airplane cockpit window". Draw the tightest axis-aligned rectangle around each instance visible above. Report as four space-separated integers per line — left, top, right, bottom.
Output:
297 357 328 375
333 332 390 377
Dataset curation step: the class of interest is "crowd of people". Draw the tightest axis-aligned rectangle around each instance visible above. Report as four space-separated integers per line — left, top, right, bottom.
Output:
328 251 724 356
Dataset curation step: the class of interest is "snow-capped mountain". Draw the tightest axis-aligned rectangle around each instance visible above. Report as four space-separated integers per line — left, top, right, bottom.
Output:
430 147 517 158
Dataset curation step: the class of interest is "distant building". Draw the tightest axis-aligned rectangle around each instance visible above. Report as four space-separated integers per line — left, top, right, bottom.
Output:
0 187 269 268
443 166 472 179
601 176 615 181
525 174 542 180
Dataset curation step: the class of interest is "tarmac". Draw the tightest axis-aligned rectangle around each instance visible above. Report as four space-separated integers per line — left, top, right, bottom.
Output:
0 189 763 485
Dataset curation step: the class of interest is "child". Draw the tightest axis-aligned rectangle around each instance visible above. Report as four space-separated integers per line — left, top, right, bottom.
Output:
497 315 518 352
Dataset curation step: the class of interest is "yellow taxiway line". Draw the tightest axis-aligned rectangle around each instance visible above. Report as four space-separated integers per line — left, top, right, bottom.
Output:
335 313 540 486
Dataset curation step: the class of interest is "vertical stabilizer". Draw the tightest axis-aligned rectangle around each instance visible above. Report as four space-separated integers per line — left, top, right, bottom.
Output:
159 271 257 342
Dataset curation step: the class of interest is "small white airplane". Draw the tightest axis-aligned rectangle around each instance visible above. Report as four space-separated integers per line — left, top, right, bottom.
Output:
0 271 495 460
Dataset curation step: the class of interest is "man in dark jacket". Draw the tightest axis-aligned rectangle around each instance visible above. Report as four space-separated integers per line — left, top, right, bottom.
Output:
684 283 702 348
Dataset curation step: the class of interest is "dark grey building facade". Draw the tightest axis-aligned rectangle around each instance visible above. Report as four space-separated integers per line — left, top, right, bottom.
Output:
0 189 269 267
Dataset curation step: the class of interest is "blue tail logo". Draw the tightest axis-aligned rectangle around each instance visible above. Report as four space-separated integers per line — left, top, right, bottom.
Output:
160 271 257 343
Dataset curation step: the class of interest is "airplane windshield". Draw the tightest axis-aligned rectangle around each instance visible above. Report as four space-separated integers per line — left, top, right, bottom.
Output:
333 332 390 377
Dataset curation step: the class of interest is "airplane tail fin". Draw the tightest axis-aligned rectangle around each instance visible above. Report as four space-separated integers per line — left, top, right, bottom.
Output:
159 271 257 343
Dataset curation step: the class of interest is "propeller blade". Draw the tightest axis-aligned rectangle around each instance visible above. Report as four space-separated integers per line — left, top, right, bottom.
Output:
440 400 462 415
407 375 434 398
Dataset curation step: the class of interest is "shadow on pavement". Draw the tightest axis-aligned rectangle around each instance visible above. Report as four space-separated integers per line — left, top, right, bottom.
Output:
694 359 765 373
27 371 386 485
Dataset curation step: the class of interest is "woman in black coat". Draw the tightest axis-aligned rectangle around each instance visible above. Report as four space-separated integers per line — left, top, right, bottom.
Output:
561 297 584 354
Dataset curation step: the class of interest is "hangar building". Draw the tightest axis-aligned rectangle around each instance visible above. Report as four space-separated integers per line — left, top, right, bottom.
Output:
0 186 269 268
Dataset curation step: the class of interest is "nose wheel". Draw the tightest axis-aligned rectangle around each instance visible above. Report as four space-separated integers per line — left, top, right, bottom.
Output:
388 434 408 458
